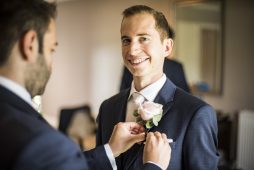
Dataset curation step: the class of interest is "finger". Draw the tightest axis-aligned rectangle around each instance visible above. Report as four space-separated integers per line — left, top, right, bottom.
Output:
161 133 168 142
154 131 162 140
146 132 153 141
131 126 145 134
115 122 124 129
130 132 146 143
125 122 145 131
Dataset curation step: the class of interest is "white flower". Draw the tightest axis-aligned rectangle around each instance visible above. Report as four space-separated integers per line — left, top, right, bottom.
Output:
138 102 162 120
133 101 163 129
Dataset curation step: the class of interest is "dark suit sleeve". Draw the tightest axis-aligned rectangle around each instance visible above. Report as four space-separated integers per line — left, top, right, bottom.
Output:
83 145 113 170
94 102 116 170
13 131 87 170
183 105 219 170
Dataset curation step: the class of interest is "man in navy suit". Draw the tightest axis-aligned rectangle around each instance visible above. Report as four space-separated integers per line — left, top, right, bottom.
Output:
0 1 171 170
120 58 190 93
96 5 219 170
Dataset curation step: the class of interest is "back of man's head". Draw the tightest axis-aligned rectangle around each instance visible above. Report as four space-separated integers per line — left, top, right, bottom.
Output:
0 0 57 66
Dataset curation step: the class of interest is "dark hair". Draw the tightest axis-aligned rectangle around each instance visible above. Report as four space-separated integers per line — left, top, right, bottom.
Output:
0 0 57 66
122 5 175 41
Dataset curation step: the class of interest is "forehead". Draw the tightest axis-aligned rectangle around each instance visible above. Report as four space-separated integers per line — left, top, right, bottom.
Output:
121 13 156 35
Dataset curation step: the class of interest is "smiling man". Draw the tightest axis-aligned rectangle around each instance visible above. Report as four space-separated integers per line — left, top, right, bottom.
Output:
121 12 172 91
96 5 219 170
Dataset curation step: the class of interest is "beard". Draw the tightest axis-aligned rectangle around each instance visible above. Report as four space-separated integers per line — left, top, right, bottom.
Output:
25 53 51 98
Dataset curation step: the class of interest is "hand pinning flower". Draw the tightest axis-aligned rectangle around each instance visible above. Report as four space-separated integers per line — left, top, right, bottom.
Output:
133 101 163 129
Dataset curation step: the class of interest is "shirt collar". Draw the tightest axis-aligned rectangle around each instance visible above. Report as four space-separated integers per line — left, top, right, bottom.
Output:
0 76 33 106
129 74 167 102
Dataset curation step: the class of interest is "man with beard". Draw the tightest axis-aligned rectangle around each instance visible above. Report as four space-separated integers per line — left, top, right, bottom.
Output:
0 0 171 170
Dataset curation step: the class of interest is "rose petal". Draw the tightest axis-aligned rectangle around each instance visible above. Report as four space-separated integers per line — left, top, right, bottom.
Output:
139 109 153 120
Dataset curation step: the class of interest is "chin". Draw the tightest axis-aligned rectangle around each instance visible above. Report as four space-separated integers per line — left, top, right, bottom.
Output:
34 84 47 97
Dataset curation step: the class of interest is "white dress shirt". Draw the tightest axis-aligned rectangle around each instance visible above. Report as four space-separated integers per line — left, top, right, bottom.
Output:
126 74 167 121
0 76 33 106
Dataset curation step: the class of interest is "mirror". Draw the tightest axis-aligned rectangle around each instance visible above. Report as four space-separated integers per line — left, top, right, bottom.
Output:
174 0 223 95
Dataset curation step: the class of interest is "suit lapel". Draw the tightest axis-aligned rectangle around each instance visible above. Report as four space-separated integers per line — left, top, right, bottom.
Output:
116 89 130 123
154 78 176 109
148 78 176 132
124 79 176 168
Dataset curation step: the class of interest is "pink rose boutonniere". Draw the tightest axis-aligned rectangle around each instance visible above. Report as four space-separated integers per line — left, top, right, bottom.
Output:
133 101 163 129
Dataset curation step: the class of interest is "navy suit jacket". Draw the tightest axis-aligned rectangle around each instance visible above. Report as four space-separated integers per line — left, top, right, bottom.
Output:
120 58 190 93
0 85 112 170
97 78 219 170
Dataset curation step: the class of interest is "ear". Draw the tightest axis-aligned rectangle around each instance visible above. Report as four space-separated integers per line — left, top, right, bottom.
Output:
20 30 39 62
163 38 173 57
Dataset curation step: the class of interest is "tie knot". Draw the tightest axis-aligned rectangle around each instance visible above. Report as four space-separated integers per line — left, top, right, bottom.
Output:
132 92 145 105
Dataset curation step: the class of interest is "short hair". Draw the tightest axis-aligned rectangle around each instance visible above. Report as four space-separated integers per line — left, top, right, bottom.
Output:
122 5 175 41
0 0 57 66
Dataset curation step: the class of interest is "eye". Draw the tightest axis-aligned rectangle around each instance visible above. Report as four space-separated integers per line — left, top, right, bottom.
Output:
139 37 150 43
121 38 131 46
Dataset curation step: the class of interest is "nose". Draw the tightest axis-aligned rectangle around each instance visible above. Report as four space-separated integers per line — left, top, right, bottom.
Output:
129 41 141 56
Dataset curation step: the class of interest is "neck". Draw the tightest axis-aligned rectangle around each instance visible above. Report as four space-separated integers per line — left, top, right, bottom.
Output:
133 73 163 91
0 63 25 90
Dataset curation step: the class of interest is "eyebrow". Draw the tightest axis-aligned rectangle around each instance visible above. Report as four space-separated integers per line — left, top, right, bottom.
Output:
121 35 129 40
121 33 151 40
137 33 150 36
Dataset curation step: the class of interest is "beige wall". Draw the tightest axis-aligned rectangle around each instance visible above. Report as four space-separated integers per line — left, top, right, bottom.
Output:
42 0 254 127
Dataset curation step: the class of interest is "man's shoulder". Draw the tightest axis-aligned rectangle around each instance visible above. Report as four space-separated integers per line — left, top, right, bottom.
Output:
0 102 75 168
0 102 49 132
12 127 85 170
173 88 208 109
0 102 61 143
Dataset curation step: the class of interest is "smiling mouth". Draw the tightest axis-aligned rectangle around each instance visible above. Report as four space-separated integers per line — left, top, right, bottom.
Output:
129 58 148 65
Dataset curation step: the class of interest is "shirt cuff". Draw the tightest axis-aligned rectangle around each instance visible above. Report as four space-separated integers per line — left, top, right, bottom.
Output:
104 144 117 170
146 161 163 170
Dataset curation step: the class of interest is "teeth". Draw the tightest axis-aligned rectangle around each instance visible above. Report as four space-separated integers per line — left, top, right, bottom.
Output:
131 58 146 64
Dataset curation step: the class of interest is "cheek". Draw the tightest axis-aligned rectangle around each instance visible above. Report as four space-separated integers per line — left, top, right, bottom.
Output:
147 44 164 59
143 43 156 54
44 54 53 69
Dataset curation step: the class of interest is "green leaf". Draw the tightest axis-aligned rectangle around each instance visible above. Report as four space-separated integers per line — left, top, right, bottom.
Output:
153 118 158 126
145 120 153 129
153 113 162 122
151 113 162 127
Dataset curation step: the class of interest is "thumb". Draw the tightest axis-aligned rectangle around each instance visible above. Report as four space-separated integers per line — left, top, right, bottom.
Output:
130 132 146 144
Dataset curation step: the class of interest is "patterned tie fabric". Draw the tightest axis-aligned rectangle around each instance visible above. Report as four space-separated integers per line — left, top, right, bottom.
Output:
125 92 145 122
